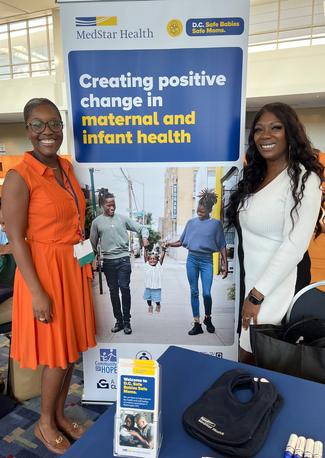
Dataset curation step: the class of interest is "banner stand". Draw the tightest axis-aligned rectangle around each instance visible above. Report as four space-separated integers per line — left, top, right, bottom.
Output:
58 0 249 404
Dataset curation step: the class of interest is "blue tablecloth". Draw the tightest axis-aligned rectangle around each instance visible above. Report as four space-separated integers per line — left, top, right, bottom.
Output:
64 346 325 457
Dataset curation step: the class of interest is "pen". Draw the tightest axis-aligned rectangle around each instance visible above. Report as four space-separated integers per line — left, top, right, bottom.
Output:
304 438 314 458
284 434 298 458
293 436 306 458
313 441 323 458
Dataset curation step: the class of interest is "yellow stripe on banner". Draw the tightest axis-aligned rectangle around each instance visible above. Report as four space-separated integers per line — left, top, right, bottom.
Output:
96 16 117 26
132 360 156 376
212 167 222 276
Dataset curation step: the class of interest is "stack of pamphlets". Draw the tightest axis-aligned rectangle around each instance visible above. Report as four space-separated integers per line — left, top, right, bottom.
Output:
114 358 162 458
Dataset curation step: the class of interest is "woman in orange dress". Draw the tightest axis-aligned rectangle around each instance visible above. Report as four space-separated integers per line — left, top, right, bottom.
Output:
2 98 96 455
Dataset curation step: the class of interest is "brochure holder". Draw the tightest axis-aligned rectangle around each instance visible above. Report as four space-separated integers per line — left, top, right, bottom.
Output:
114 358 162 458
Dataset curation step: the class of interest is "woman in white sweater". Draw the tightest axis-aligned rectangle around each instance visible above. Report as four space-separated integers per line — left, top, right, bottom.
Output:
226 102 324 364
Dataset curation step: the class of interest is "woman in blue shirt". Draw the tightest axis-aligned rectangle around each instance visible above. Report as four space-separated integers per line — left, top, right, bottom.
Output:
167 189 228 335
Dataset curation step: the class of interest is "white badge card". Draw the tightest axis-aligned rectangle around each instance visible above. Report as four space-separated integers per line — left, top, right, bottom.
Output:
114 359 162 458
73 238 95 267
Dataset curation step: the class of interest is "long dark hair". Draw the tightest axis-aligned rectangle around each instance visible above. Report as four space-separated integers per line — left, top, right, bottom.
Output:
314 193 325 238
226 103 323 229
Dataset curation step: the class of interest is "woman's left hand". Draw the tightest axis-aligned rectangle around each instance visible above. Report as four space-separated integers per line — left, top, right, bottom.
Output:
241 298 261 330
220 248 228 279
221 263 228 279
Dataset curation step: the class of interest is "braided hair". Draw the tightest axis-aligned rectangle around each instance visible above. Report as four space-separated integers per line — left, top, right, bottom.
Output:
226 102 324 230
99 190 114 207
198 188 218 213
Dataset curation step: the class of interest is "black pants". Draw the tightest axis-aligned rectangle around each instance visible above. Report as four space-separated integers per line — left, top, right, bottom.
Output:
103 256 132 323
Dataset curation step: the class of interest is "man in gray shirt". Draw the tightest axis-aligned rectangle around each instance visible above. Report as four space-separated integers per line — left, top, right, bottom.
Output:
90 192 149 335
133 414 154 449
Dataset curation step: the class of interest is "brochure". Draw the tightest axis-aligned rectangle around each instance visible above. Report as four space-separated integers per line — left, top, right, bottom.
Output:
114 358 162 457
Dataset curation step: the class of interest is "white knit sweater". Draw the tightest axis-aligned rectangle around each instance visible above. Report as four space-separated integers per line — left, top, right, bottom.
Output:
239 168 322 352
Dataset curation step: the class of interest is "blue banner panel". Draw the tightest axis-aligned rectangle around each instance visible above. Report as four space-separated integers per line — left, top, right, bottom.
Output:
68 47 243 163
120 376 155 410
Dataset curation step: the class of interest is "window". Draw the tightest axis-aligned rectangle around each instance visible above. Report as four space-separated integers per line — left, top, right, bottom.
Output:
192 170 198 197
207 169 216 191
0 15 54 80
249 0 325 52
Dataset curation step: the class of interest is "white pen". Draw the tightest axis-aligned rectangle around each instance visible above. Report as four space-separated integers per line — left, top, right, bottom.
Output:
313 441 323 458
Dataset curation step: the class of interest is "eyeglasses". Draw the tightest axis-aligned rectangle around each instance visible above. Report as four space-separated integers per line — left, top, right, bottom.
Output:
26 119 64 134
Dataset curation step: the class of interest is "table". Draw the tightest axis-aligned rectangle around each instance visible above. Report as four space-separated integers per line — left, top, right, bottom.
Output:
64 346 325 457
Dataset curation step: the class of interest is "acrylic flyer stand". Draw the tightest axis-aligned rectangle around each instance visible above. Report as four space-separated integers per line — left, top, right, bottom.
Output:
114 359 162 458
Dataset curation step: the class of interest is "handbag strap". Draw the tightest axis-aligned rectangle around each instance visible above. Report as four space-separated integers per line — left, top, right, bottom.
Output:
286 280 325 322
283 317 325 344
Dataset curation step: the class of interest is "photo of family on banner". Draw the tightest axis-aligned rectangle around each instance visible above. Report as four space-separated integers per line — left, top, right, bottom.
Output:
79 165 239 401
82 166 237 339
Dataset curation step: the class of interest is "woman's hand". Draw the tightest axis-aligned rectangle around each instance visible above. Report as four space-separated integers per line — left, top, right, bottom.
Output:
32 290 53 323
241 297 261 330
220 247 228 279
166 240 182 248
221 259 228 278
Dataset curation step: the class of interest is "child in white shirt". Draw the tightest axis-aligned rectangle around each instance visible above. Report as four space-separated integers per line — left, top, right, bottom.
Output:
143 245 166 313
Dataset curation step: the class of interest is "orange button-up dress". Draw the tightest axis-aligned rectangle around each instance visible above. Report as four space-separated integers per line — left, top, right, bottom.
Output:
10 152 96 369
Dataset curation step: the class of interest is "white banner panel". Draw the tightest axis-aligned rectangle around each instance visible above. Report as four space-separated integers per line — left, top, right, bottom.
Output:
59 0 249 402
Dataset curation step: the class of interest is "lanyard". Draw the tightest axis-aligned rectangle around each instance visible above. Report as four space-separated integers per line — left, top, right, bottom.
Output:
58 167 84 241
61 168 80 215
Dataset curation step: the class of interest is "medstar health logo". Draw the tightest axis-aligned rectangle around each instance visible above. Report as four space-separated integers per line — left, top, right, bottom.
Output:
166 19 183 37
75 16 117 27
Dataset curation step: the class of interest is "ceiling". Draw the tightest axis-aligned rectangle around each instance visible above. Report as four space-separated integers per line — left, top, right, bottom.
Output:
0 1 57 22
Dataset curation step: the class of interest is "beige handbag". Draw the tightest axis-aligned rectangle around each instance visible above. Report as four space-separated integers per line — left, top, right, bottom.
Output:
9 359 44 402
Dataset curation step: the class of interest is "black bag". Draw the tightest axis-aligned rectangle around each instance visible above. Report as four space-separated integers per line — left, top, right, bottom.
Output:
183 369 282 457
0 253 16 288
0 393 16 419
250 317 325 383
